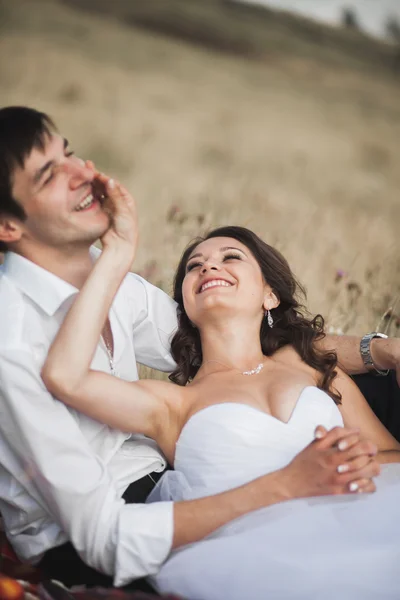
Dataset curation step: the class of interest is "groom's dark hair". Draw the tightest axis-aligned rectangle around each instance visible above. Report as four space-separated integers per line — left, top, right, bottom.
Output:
0 106 56 252
170 225 341 405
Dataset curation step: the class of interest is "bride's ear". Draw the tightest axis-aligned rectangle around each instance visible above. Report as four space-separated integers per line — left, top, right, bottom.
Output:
263 289 279 311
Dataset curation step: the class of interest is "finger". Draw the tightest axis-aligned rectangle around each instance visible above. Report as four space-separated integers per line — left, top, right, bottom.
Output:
95 170 109 182
85 160 96 171
314 425 328 440
118 183 137 209
316 426 360 450
105 178 122 210
336 454 371 474
109 181 137 218
347 477 377 494
106 179 136 221
338 440 377 464
341 460 381 487
336 434 377 454
357 480 377 494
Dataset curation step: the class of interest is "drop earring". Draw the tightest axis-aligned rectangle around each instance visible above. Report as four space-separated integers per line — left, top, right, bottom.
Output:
266 309 273 328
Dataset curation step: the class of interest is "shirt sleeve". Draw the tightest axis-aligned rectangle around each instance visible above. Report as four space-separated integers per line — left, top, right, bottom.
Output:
125 273 178 372
0 348 174 585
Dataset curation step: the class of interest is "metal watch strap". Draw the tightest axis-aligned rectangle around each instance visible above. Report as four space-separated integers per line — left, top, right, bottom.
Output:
360 332 390 376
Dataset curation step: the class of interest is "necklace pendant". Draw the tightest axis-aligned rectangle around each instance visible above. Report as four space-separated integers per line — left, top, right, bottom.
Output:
242 363 264 376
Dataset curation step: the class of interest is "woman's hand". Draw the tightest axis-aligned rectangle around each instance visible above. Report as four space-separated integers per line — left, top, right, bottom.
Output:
281 425 380 499
101 175 138 260
86 162 138 262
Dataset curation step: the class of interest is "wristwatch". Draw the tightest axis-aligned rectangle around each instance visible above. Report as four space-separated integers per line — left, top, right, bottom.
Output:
360 332 390 376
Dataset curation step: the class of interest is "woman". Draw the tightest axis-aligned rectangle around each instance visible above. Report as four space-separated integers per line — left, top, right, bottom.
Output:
42 177 400 600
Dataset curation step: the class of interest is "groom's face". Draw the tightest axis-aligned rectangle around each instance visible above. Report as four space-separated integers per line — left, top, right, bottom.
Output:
9 133 110 253
182 236 268 326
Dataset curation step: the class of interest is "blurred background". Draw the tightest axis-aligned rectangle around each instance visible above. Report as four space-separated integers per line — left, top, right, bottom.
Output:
1 0 400 336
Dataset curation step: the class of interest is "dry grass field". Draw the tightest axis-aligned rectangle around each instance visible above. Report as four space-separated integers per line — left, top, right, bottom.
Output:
1 0 400 344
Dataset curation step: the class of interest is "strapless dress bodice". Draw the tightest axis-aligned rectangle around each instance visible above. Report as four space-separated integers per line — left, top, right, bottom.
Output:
169 386 344 498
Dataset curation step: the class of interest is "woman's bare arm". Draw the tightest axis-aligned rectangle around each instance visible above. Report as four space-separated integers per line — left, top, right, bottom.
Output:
335 368 400 464
42 177 174 440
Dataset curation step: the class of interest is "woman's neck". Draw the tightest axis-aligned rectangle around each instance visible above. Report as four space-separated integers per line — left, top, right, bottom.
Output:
197 318 265 376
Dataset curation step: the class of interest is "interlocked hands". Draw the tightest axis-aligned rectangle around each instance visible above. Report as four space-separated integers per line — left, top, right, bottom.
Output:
282 425 380 498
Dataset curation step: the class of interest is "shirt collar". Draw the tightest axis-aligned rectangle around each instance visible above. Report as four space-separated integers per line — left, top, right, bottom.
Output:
2 248 100 316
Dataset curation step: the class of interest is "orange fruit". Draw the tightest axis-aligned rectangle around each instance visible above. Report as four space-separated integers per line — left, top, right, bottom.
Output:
0 576 24 600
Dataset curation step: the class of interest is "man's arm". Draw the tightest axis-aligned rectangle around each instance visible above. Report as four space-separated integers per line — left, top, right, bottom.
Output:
0 348 173 582
319 334 400 379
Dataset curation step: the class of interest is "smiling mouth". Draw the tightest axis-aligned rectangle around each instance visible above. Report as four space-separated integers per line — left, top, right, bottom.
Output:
74 193 95 211
74 181 108 212
198 279 233 294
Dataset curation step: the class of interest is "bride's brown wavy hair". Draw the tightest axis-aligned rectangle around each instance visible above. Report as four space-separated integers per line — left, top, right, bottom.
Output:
169 226 341 404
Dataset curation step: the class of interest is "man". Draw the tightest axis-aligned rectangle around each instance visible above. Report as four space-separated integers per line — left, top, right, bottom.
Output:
0 106 398 592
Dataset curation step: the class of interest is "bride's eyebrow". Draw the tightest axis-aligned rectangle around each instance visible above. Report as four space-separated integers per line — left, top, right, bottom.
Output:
187 246 247 262
187 252 203 262
220 246 247 256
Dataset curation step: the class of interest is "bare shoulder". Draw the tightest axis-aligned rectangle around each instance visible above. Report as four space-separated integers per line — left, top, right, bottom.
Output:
272 344 314 374
332 366 358 396
272 344 301 364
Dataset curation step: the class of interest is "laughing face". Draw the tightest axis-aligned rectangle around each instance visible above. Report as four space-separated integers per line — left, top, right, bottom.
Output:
10 133 110 253
182 236 279 327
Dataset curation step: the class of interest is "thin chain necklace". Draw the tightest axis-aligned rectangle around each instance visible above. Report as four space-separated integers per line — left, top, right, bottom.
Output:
202 359 265 376
101 335 117 376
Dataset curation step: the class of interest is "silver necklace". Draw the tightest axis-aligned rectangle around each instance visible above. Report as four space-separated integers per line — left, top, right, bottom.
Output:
243 363 264 376
102 335 117 376
203 359 264 376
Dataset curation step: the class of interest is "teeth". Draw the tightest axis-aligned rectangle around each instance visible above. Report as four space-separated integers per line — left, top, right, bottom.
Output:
200 280 231 293
75 193 94 211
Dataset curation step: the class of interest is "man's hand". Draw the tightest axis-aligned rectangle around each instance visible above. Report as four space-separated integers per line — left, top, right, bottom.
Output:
280 425 380 499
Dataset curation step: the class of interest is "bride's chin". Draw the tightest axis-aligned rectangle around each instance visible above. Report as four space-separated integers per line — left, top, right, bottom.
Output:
196 304 241 325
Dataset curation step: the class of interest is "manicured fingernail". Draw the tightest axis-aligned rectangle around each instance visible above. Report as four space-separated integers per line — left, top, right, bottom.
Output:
337 464 349 473
108 179 115 189
315 430 324 439
349 482 359 492
338 440 348 451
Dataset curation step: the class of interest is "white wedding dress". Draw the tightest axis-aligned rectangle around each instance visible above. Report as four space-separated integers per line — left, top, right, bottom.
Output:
149 386 400 600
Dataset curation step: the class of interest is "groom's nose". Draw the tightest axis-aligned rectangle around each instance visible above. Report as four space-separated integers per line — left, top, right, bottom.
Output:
68 161 95 190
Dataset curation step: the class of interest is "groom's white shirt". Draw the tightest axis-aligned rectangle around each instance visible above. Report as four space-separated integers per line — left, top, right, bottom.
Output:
0 249 178 586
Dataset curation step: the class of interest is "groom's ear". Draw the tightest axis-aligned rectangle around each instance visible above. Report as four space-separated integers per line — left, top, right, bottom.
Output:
263 289 279 311
0 214 23 246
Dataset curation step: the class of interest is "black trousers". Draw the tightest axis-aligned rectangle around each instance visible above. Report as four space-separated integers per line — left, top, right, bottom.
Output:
352 371 400 442
38 470 164 593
